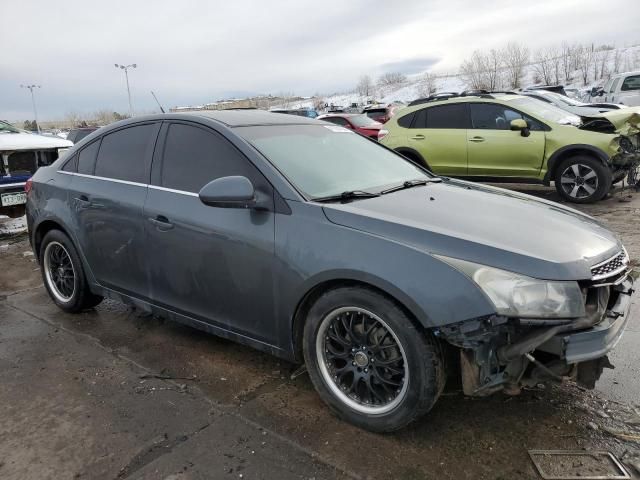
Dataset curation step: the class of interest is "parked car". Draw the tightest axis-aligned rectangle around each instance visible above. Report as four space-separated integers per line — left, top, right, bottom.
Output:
520 89 621 116
66 127 99 144
362 104 402 123
270 108 318 118
0 121 72 218
316 113 382 139
591 71 640 107
28 110 634 432
380 92 640 203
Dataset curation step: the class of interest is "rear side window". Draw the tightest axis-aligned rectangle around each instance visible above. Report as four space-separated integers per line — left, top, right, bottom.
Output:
397 112 415 128
621 75 640 91
611 78 621 93
324 117 349 126
94 124 157 183
160 123 257 192
425 104 468 129
77 140 101 175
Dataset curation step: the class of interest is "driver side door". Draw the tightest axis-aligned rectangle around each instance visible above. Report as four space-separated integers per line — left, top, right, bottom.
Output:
467 103 545 178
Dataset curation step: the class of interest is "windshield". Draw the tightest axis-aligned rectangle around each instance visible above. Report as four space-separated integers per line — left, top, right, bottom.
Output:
509 97 581 125
239 125 431 199
349 114 380 127
0 121 21 134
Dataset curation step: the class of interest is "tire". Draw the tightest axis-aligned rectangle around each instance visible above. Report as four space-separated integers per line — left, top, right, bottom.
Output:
302 286 445 432
39 229 103 313
554 155 611 203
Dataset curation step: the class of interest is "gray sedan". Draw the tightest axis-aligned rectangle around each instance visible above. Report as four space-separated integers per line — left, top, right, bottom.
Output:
26 110 634 432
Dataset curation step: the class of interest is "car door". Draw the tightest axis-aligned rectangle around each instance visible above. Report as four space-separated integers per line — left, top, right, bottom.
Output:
144 121 277 343
466 103 545 177
404 103 469 175
606 77 622 103
66 122 160 297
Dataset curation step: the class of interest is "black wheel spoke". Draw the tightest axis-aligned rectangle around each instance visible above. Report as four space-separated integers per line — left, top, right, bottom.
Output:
45 242 75 301
320 307 407 412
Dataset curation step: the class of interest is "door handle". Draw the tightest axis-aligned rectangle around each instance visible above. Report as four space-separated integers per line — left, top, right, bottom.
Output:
469 136 485 143
410 134 425 140
148 215 174 231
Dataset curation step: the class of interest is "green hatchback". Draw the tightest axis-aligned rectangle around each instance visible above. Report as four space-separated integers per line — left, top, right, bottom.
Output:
380 93 640 203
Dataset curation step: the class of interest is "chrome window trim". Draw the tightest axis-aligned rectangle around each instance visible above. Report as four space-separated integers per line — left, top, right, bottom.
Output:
57 170 147 188
57 170 199 197
147 185 199 197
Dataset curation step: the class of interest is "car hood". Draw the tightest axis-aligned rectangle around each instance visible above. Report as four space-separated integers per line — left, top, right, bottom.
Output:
321 181 622 281
580 107 640 135
0 132 73 151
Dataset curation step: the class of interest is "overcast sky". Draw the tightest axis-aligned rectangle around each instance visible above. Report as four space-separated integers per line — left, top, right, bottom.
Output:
1 0 638 121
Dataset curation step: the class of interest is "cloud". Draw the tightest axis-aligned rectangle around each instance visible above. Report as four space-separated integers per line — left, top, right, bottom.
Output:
1 0 638 121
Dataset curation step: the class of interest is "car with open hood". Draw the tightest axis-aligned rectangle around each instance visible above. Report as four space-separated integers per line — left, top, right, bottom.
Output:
380 92 640 203
27 110 634 432
0 121 72 218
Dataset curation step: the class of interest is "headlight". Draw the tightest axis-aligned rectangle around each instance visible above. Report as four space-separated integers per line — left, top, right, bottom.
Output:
437 256 585 319
618 137 634 153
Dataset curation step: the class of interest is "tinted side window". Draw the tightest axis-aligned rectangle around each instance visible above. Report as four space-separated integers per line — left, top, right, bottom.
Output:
621 75 640 91
77 140 101 175
94 124 157 183
412 109 428 129
397 112 415 128
325 117 348 126
62 154 78 172
425 104 468 129
470 104 544 131
160 123 258 192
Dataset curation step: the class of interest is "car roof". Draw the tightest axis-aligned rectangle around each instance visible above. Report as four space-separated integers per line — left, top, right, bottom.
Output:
184 109 320 126
403 93 527 111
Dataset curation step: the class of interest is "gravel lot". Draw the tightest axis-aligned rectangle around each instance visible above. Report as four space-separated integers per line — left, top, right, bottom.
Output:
1 185 639 479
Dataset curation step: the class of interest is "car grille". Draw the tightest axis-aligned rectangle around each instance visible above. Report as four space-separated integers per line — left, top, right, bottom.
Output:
591 251 629 281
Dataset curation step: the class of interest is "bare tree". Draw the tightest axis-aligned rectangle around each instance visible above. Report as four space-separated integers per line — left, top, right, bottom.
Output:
612 49 623 74
417 72 438 97
597 48 611 79
575 44 596 86
356 75 374 97
502 42 529 89
460 49 503 90
92 110 117 125
560 42 575 83
64 111 84 127
377 72 407 87
532 48 554 85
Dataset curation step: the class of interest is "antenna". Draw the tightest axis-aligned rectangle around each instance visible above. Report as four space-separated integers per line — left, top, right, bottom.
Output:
151 91 165 113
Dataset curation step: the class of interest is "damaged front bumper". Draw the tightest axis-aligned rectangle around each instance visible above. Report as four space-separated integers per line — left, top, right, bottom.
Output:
437 275 634 396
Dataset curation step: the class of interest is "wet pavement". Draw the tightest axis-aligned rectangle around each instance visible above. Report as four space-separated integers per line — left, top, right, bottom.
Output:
1 185 640 479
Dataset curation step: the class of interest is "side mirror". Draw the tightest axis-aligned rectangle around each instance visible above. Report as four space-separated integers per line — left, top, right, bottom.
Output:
510 119 530 137
199 176 256 209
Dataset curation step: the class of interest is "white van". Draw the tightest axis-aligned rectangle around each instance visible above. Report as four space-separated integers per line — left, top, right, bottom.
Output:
595 71 640 106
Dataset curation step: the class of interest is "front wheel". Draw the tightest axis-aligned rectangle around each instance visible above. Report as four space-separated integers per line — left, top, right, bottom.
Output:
554 156 611 203
303 287 445 432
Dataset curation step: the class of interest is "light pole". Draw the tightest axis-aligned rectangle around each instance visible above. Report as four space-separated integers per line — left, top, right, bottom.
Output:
20 84 41 133
114 63 137 117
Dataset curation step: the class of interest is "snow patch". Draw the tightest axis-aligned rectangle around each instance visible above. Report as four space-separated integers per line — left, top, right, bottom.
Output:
0 215 28 237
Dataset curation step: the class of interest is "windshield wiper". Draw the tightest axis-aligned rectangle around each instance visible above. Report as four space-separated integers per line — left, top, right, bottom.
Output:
380 178 441 195
312 190 380 203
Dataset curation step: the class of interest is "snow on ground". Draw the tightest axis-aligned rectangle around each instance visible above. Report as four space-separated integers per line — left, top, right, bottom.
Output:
0 216 27 237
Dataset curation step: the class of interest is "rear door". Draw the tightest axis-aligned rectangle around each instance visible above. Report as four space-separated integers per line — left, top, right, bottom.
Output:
67 122 160 297
404 103 469 175
144 122 277 343
466 103 545 177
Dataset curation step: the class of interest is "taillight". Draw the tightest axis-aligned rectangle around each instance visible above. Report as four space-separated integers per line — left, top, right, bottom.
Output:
378 129 389 141
25 178 33 195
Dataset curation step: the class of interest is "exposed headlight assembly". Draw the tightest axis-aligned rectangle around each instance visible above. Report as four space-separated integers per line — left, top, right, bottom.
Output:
437 256 585 319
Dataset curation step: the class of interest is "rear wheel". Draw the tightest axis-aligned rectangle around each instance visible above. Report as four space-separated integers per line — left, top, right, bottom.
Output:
40 230 103 312
303 286 445 432
554 156 611 203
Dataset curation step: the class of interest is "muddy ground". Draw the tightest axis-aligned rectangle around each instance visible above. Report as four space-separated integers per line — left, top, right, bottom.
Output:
1 185 640 480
